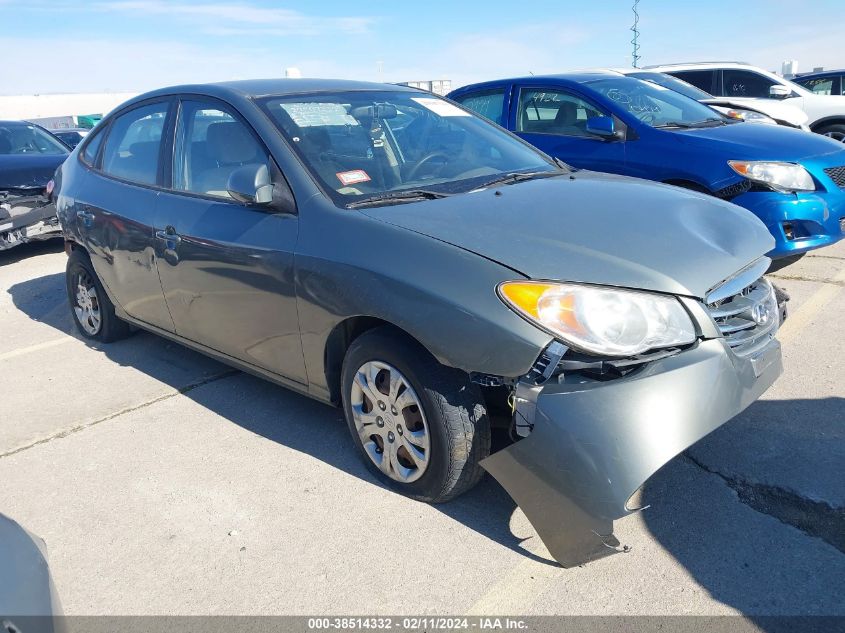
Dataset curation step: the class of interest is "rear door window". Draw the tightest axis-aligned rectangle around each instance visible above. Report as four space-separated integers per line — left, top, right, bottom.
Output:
451 89 507 126
100 102 169 185
669 70 716 93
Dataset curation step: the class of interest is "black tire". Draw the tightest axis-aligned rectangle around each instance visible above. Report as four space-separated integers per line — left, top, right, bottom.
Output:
66 248 131 342
816 123 845 143
341 327 490 503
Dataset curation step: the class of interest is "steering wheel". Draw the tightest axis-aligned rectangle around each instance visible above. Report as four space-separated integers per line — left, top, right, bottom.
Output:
406 151 450 181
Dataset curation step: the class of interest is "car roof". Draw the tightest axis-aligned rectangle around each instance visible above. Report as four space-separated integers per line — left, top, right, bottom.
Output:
108 78 424 116
794 69 845 80
451 70 627 93
643 61 750 70
136 78 418 101
52 128 88 133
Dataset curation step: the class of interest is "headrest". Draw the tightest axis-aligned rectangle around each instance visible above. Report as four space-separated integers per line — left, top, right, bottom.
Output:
206 122 258 164
554 102 578 124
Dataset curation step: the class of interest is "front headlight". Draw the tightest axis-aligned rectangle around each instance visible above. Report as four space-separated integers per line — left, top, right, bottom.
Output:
728 161 815 192
723 109 777 125
499 282 696 357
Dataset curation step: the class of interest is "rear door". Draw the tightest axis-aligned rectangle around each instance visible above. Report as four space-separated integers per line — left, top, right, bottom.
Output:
75 99 175 332
511 85 625 174
153 97 306 384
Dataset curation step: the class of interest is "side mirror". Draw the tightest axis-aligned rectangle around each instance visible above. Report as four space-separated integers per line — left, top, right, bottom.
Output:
586 116 622 140
227 164 274 205
769 85 791 99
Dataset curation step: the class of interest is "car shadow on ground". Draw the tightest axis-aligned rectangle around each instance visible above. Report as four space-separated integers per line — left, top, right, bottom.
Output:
8 270 844 616
0 239 65 266
6 269 539 564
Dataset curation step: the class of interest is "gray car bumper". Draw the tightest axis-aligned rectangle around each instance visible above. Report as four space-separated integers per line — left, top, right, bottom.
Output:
481 337 783 567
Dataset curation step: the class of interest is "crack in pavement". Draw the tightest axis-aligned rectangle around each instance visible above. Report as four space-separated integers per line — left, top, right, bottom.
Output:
0 369 239 460
768 274 845 287
684 453 844 554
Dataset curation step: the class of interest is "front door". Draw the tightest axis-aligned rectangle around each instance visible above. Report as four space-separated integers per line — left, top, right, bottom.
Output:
153 98 306 384
512 86 626 174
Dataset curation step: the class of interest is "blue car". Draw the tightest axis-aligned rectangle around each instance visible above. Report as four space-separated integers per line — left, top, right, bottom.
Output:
449 72 845 259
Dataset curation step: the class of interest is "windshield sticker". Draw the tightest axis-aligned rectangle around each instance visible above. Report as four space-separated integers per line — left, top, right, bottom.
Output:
280 103 359 127
336 170 371 186
411 97 471 117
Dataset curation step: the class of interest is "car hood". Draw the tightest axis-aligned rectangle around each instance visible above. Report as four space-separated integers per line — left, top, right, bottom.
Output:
666 121 845 161
0 154 67 190
701 98 808 126
362 172 774 299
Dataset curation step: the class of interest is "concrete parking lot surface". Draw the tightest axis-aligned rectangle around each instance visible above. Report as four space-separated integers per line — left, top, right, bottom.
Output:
1 239 843 616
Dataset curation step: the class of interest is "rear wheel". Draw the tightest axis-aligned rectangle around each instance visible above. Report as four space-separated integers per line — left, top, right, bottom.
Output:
341 327 490 502
66 249 131 342
816 123 845 143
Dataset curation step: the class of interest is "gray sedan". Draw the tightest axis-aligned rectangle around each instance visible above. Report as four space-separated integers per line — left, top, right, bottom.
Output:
55 79 783 567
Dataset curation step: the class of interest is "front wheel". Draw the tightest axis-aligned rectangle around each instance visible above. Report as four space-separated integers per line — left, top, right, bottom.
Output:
341 327 490 503
817 123 845 143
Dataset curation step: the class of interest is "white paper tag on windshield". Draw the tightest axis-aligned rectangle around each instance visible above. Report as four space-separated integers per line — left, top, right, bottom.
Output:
412 97 471 117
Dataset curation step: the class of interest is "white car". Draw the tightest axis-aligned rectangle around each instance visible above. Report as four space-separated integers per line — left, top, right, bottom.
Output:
647 61 845 142
613 69 809 130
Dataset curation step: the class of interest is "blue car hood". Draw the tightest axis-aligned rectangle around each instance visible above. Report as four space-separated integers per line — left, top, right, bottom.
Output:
666 122 845 161
363 171 774 299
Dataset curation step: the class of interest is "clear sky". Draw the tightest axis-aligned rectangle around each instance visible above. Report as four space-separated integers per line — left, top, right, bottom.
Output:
1 0 841 95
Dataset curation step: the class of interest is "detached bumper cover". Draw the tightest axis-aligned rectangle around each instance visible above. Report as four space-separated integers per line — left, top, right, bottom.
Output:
0 192 61 251
481 337 782 567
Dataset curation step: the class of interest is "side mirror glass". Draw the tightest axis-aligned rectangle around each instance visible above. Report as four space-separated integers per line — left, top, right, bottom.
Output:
586 115 621 140
227 164 274 205
769 85 791 99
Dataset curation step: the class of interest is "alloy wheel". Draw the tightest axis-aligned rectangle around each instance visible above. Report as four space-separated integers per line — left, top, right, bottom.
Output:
72 270 102 336
350 360 430 483
823 130 845 143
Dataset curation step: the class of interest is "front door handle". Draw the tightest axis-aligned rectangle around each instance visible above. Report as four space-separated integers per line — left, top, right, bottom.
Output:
155 226 181 245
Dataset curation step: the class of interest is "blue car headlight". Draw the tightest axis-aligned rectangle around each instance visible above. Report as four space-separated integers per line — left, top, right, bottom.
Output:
728 161 815 192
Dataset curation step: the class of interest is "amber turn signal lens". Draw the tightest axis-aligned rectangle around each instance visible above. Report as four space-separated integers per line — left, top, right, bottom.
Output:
498 282 553 318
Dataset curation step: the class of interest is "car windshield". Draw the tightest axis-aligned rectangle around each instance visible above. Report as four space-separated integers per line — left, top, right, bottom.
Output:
626 71 714 101
261 90 559 206
0 123 69 155
586 77 728 128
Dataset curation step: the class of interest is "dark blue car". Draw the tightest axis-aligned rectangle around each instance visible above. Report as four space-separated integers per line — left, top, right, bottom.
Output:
449 72 845 259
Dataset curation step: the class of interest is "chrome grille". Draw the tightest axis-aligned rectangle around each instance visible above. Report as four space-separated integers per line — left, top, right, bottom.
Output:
706 271 779 358
824 165 845 188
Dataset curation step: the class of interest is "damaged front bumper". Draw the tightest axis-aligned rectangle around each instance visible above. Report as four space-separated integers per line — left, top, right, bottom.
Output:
481 336 782 567
0 191 62 251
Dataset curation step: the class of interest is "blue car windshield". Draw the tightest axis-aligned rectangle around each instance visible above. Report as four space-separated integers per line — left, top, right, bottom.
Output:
625 71 714 101
261 91 559 205
586 77 728 128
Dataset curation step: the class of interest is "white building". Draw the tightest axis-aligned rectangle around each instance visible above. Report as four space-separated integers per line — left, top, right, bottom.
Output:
0 92 138 127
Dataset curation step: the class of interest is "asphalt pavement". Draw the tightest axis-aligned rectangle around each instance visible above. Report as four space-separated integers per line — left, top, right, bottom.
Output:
1 238 843 617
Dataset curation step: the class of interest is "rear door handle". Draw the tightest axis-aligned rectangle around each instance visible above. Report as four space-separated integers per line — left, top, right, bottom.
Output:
76 208 95 227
